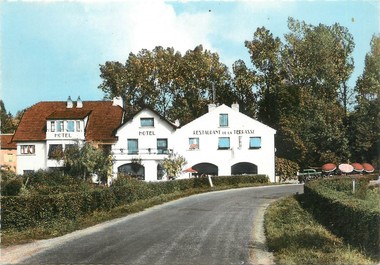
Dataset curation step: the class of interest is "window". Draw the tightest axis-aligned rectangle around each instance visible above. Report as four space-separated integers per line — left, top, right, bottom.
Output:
67 121 75 132
48 144 63 159
140 118 154 127
50 121 55 132
21 145 35 155
57 121 64 132
219 114 228 127
127 139 138 155
7 154 14 162
189 138 199 150
218 137 230 150
249 137 261 149
157 138 168 154
76 121 81 132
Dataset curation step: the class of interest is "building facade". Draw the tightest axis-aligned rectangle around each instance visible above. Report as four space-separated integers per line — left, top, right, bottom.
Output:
0 134 17 172
111 103 276 182
12 98 276 182
12 97 124 175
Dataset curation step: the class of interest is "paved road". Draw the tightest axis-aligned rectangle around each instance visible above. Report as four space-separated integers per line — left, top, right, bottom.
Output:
7 185 303 265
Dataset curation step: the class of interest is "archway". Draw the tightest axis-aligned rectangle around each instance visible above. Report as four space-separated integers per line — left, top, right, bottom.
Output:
192 163 218 175
118 163 145 180
231 162 257 175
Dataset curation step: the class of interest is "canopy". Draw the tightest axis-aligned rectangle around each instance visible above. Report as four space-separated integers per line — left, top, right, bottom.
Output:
351 163 364 172
338 163 354 174
362 163 375 173
182 167 198 173
321 163 336 172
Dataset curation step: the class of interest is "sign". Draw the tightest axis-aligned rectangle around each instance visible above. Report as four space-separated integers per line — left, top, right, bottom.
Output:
193 129 254 136
139 130 155 136
54 133 72 138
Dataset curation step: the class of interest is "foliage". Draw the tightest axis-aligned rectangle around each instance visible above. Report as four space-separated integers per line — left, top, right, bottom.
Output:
61 142 112 182
99 45 233 125
303 177 380 258
2 178 23 196
265 195 375 265
275 157 299 182
0 100 18 133
348 34 380 168
244 18 354 167
161 152 187 179
1 175 268 231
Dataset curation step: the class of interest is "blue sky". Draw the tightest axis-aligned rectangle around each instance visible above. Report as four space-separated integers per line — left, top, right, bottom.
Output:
1 0 379 115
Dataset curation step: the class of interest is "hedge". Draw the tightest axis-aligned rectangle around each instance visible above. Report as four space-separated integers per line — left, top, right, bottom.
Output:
303 177 380 258
1 174 268 230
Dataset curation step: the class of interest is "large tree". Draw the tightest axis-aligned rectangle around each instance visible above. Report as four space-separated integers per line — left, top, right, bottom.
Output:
0 100 17 133
244 18 354 167
348 35 380 167
99 45 232 125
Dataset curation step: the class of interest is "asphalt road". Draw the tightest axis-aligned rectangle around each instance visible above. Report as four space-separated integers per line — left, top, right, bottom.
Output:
13 185 303 265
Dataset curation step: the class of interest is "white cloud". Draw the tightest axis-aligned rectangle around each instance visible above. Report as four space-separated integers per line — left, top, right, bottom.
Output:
81 1 214 61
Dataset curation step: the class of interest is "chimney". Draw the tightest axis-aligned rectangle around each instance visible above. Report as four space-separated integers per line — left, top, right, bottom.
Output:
112 96 123 108
67 96 73 108
231 102 239 112
76 96 83 108
208 103 216 112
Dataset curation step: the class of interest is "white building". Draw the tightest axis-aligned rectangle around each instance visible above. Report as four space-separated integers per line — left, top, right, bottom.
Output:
12 97 276 182
111 103 276 182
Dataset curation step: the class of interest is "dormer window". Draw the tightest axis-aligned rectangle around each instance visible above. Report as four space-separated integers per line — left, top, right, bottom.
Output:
140 118 154 127
67 121 75 132
57 121 64 132
50 121 55 132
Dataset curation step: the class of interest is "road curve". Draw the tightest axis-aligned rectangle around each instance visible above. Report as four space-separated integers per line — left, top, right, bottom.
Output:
2 184 303 265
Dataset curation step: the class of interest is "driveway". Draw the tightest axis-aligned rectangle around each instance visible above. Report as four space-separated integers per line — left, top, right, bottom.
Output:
1 184 303 265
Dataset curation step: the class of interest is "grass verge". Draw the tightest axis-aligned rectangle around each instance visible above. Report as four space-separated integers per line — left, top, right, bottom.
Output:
264 195 377 265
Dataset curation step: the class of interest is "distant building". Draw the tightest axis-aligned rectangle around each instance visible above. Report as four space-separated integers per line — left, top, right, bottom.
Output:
0 134 17 172
13 97 276 182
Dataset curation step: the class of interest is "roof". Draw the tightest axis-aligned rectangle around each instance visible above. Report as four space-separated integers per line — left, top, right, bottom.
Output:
1 134 17 149
12 101 125 142
47 109 92 119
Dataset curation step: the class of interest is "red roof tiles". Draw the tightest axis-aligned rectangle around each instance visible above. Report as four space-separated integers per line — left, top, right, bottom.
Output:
1 134 17 149
12 101 124 142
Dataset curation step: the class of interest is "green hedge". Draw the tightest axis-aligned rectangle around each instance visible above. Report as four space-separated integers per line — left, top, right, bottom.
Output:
303 177 380 258
1 175 268 230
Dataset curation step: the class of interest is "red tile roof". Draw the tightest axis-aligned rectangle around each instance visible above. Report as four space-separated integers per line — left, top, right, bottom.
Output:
1 134 17 149
12 101 124 142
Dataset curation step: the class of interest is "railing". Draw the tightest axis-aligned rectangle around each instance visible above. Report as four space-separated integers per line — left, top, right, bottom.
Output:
114 148 173 156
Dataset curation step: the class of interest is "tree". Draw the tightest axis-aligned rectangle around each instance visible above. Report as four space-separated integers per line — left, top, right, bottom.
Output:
348 34 380 167
161 152 187 179
244 18 354 167
61 142 112 182
0 100 17 133
99 45 232 125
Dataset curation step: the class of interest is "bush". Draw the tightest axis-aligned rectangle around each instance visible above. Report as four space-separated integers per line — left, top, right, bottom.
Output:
1 174 268 230
303 177 380 258
2 179 23 196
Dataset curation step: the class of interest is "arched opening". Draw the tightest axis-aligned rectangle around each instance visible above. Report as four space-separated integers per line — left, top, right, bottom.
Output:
231 162 257 175
192 163 218 175
118 163 145 180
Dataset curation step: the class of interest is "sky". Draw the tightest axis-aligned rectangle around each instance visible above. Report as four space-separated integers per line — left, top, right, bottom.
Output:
1 0 379 115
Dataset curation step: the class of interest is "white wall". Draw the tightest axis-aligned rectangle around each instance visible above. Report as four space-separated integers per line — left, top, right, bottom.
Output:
16 142 46 174
112 109 176 181
173 104 276 181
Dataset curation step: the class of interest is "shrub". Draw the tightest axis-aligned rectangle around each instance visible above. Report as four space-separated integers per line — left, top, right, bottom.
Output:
2 179 23 196
303 177 380 258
